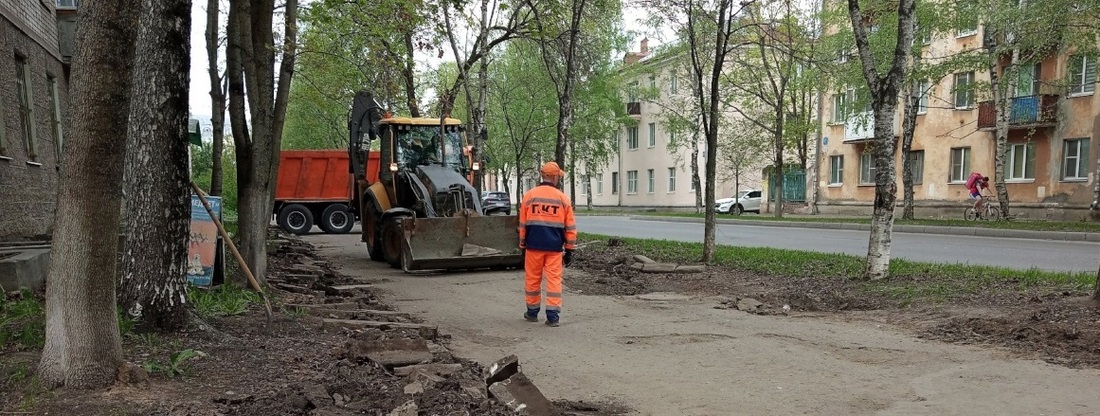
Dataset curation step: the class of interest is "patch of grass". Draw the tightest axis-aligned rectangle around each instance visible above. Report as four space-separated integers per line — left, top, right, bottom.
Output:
582 233 1093 304
282 305 307 318
143 348 207 378
187 284 258 319
0 290 46 350
581 210 1100 233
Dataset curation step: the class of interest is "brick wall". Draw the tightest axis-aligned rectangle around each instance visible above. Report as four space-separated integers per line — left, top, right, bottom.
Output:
0 8 69 240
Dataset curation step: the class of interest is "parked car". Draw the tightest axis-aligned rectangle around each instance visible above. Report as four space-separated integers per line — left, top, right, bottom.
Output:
715 189 762 215
481 191 512 215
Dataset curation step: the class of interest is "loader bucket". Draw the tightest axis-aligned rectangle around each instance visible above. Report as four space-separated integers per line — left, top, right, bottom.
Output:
398 214 525 272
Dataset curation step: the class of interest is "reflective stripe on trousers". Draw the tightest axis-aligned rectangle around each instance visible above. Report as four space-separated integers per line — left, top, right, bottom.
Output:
524 249 563 313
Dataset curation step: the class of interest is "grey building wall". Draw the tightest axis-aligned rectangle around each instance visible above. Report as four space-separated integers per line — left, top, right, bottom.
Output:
0 1 69 240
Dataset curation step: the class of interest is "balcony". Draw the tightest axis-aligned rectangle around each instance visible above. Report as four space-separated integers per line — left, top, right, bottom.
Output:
842 111 899 143
977 94 1059 131
626 102 641 116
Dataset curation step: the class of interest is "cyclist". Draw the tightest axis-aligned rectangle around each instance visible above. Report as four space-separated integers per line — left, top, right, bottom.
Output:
965 172 991 216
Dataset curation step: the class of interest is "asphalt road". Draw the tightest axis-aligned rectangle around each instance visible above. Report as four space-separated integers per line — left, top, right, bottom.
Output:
575 216 1100 273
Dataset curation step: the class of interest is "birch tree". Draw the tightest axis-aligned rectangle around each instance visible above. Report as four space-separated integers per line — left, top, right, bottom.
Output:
118 0 192 332
206 0 226 196
845 0 917 280
39 0 139 388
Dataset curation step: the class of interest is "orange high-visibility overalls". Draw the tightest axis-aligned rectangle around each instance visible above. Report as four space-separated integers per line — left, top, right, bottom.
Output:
518 183 577 323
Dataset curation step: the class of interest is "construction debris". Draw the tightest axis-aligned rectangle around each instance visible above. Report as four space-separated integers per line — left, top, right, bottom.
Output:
484 355 561 415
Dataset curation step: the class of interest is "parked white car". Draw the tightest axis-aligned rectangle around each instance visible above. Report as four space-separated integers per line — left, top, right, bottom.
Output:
715 189 762 215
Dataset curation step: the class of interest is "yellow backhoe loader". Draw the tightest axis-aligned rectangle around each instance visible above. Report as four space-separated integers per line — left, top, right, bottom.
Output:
347 90 524 272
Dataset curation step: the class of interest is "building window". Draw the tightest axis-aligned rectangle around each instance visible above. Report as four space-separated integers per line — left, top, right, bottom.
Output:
950 147 971 182
648 123 656 147
690 176 696 191
859 152 877 184
1013 63 1041 97
628 126 639 150
670 74 678 94
829 155 844 184
580 175 588 195
597 173 604 194
628 81 638 103
649 74 656 89
1008 142 1036 180
831 92 846 123
627 170 638 194
908 150 925 185
647 169 655 193
956 0 977 36
48 74 63 159
953 72 975 108
916 80 931 114
611 172 619 194
1063 138 1090 180
668 130 675 145
1069 55 1097 95
57 0 79 9
667 167 676 192
16 55 38 161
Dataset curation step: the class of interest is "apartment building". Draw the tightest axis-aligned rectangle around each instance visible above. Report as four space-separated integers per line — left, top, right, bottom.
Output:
577 39 765 209
818 26 1099 220
0 0 72 240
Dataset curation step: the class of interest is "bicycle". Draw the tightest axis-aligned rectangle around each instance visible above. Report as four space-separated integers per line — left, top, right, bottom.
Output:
964 197 1001 221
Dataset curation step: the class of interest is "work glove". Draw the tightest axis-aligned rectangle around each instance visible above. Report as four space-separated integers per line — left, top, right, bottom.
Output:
563 249 574 267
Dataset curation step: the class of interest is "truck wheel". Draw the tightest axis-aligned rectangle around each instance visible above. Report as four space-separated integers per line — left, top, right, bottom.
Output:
277 204 314 235
381 216 407 268
364 204 384 261
320 204 355 234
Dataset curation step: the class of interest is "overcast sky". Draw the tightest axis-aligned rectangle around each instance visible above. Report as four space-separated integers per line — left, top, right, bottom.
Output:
185 2 659 131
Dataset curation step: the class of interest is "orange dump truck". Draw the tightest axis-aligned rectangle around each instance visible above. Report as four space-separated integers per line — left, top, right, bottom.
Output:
274 150 379 235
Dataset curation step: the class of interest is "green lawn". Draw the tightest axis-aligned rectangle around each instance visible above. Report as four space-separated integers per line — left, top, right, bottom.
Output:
577 210 1100 233
580 232 1095 303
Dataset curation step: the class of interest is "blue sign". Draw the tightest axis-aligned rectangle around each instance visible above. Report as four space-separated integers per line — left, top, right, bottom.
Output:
822 137 829 146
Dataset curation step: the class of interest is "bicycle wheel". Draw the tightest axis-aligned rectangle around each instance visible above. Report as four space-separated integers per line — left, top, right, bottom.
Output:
986 206 1000 221
964 207 977 221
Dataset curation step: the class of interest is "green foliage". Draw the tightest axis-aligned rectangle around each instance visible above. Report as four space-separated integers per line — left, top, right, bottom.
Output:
590 211 1100 232
0 290 45 350
187 284 258 319
143 348 207 378
190 138 239 217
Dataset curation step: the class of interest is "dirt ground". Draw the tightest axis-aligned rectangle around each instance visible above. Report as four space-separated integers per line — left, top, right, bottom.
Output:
2 232 583 415
569 239 1100 369
308 232 1100 415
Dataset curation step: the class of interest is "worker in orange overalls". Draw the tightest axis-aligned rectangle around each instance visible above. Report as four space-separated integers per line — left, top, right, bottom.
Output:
518 161 577 327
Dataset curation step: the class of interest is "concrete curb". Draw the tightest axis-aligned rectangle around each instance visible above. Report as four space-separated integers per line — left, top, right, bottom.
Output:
620 215 1100 242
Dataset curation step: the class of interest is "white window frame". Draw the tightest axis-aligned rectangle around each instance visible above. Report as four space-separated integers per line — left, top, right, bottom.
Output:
1008 142 1036 181
1063 138 1090 181
917 80 931 114
859 152 877 185
647 123 656 147
647 169 655 193
831 92 846 123
580 175 588 195
670 74 678 94
627 126 639 150
950 147 971 183
829 155 844 185
627 170 638 194
48 74 63 160
56 0 78 9
1069 55 1097 96
596 173 604 194
954 72 975 109
956 0 978 37
16 55 38 161
667 167 676 192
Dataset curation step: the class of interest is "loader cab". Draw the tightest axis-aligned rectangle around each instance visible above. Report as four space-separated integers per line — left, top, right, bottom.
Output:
377 117 468 185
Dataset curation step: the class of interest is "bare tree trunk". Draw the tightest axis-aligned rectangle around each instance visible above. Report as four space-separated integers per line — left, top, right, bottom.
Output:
207 0 225 196
39 0 139 388
119 0 192 332
991 63 1014 217
773 111 785 218
585 170 593 210
900 81 919 220
690 127 702 214
402 32 420 117
568 140 576 204
227 0 298 286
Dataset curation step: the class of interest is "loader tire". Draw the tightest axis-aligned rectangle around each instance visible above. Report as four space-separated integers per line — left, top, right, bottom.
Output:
320 204 355 234
364 205 384 261
277 204 314 235
381 216 408 268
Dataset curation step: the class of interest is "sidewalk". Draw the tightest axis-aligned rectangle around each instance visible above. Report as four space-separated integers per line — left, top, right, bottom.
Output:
607 215 1100 242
